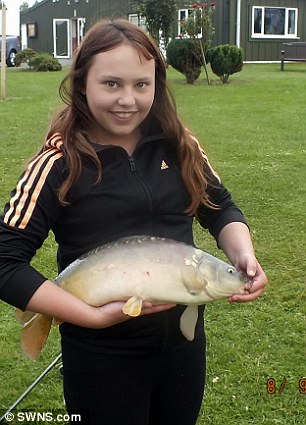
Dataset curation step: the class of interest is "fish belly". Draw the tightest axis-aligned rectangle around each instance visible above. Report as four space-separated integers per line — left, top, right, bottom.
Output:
57 237 198 307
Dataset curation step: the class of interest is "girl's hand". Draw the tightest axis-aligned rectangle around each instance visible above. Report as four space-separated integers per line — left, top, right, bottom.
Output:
92 301 176 328
228 253 268 303
217 223 268 304
27 280 176 330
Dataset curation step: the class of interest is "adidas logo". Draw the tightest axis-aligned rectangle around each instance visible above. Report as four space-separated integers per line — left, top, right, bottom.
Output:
161 160 169 170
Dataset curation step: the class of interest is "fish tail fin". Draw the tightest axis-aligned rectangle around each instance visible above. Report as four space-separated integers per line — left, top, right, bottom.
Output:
16 308 52 360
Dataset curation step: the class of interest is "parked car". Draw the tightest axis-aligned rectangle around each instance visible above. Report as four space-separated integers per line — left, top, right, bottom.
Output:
0 35 21 67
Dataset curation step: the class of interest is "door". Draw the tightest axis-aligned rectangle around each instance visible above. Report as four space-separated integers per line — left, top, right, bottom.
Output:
53 19 71 58
21 24 28 50
71 18 85 54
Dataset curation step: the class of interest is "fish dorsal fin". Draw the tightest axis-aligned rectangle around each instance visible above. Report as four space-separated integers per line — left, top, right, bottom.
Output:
123 296 143 317
180 305 199 341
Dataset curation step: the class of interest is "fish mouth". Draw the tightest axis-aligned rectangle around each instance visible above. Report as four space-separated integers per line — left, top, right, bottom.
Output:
235 268 250 284
243 280 254 292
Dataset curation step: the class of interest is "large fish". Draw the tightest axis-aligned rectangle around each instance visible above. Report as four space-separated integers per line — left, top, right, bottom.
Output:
16 235 248 359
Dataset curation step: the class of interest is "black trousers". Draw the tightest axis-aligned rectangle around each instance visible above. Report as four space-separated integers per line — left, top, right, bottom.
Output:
62 332 206 425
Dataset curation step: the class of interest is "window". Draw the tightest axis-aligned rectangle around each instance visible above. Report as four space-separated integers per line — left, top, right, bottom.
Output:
27 23 38 38
252 6 298 38
53 19 71 58
178 9 190 37
177 9 203 38
128 14 146 31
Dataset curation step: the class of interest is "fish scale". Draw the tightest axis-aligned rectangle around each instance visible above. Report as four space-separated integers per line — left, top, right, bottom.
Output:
16 235 248 359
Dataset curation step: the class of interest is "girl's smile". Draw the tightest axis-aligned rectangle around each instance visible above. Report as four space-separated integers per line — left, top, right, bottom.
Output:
110 111 138 120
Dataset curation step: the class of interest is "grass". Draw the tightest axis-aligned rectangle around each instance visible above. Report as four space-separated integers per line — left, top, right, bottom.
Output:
0 63 305 424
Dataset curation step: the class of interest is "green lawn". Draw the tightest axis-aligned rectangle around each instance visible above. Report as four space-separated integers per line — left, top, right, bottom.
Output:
0 63 305 424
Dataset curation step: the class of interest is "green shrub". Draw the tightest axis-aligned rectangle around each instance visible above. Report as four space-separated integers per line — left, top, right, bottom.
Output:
209 44 243 83
166 38 202 84
14 48 37 68
29 53 62 72
15 49 62 72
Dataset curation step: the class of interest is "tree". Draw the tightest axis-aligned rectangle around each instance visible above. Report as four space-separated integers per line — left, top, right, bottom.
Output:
131 0 176 50
167 38 202 84
181 2 216 84
209 44 243 83
20 2 30 12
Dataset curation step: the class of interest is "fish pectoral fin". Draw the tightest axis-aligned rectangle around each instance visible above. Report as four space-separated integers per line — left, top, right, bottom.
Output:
180 305 199 341
122 296 143 317
183 272 208 295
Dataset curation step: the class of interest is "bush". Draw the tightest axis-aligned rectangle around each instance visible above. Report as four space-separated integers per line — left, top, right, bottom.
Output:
209 44 243 83
29 53 62 72
14 49 62 72
166 38 202 84
15 48 37 68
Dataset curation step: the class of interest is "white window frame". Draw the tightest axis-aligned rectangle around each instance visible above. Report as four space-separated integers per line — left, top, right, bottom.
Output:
178 9 190 37
53 19 71 58
177 8 203 38
128 13 147 31
251 6 298 39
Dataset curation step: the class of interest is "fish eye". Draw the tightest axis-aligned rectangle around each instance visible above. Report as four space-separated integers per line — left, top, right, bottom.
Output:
227 267 235 274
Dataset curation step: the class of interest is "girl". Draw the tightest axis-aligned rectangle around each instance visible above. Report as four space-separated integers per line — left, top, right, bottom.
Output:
0 19 267 425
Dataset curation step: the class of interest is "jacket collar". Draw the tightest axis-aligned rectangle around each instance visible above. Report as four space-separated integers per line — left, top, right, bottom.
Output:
89 132 167 154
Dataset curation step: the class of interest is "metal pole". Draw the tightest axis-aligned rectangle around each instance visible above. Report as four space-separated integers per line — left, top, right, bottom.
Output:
236 0 241 48
1 2 6 100
0 353 62 424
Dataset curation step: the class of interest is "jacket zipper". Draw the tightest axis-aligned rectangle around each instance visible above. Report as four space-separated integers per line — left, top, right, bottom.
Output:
128 155 153 234
128 156 136 172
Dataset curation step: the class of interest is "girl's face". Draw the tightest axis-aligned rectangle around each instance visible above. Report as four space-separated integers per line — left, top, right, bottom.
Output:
85 43 155 154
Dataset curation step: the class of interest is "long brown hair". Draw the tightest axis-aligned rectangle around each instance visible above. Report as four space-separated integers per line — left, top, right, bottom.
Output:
42 19 213 214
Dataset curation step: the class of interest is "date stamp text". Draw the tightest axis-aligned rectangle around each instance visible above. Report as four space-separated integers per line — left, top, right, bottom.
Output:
266 377 306 395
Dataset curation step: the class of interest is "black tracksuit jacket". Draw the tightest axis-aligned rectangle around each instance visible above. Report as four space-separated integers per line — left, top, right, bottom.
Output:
0 132 247 353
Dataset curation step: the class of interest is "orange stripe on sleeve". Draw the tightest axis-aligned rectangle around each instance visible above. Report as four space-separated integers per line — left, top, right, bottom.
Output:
189 133 221 183
3 154 44 225
19 152 63 229
4 149 63 229
45 133 64 150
